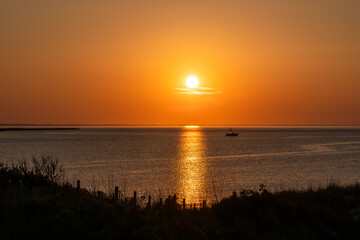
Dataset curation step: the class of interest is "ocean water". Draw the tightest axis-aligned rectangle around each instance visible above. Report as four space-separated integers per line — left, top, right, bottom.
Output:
1 127 360 204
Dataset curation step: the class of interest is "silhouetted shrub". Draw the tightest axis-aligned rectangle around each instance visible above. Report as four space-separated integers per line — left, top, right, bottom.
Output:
1 161 360 240
32 155 64 183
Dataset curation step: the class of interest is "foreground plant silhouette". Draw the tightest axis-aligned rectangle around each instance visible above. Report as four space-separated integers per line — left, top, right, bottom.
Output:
1 158 360 239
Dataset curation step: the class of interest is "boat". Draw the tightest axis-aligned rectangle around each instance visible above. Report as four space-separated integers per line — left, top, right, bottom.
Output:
225 129 238 136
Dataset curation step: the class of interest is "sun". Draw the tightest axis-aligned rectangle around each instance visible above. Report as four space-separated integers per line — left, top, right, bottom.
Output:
186 76 199 88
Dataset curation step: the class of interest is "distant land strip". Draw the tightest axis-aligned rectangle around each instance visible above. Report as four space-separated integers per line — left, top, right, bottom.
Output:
0 128 80 131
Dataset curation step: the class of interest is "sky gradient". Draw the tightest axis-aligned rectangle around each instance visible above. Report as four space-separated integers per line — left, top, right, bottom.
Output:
1 0 360 125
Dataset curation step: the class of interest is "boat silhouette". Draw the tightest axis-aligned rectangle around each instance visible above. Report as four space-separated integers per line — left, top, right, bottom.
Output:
225 129 238 136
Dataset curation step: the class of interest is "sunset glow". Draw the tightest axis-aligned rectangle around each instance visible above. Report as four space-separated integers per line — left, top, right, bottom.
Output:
1 2 360 237
1 1 359 125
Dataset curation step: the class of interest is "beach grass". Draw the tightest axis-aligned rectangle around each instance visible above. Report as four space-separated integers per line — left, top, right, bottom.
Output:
1 157 360 239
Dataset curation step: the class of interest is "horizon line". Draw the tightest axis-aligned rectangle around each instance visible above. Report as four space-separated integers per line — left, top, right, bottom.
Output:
1 123 360 127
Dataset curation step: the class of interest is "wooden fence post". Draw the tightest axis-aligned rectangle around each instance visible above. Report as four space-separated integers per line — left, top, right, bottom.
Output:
115 186 119 200
203 200 206 208
133 191 137 204
148 195 151 207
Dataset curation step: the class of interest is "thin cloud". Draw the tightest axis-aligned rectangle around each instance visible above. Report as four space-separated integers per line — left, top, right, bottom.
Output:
175 87 222 95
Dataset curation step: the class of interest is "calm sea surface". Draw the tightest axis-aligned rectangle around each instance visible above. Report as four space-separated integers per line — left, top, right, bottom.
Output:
1 127 360 204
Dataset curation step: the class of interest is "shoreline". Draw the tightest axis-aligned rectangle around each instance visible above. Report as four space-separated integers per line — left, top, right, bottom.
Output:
0 128 80 131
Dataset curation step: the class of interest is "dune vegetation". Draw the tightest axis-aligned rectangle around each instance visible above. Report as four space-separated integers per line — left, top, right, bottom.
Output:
1 156 360 239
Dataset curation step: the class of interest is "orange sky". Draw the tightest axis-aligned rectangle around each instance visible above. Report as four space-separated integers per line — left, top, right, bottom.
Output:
1 0 360 125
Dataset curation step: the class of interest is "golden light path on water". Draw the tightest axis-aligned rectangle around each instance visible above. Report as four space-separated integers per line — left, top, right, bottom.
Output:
175 128 208 206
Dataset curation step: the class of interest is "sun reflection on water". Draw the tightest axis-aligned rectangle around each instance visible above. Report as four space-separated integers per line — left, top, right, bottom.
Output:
175 129 208 205
184 125 199 129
